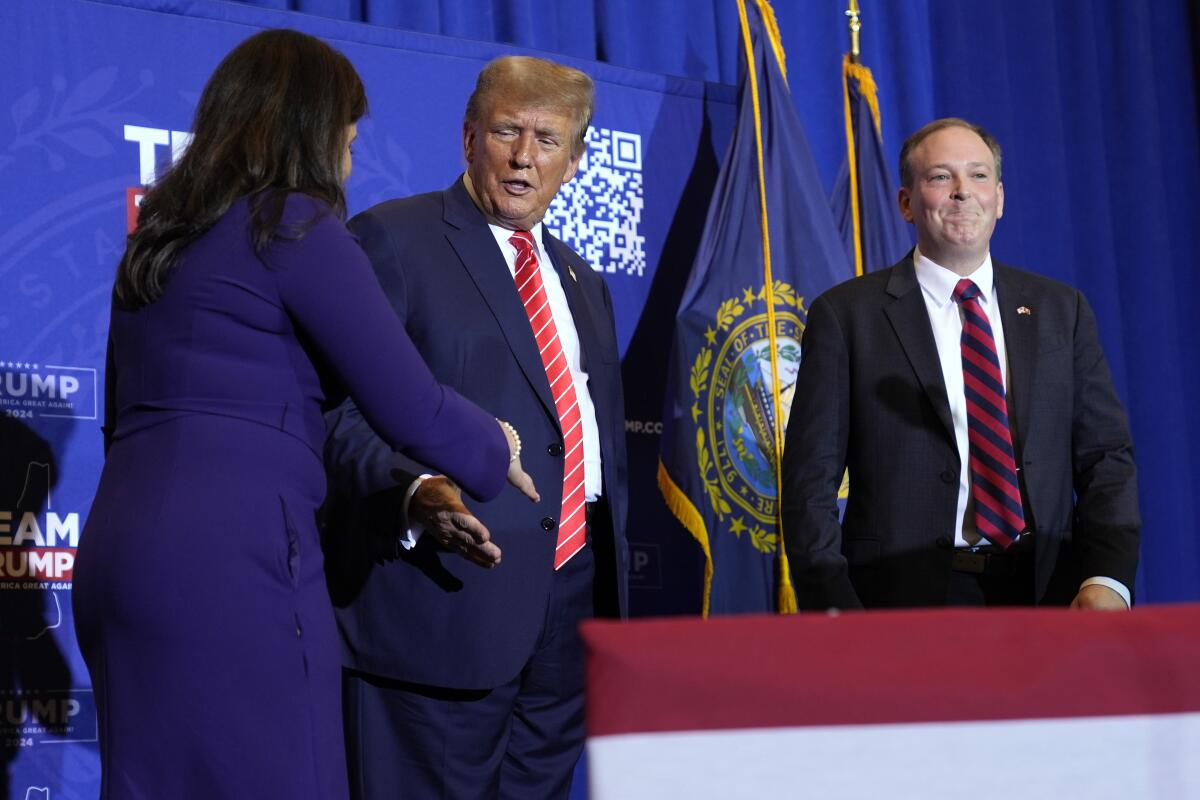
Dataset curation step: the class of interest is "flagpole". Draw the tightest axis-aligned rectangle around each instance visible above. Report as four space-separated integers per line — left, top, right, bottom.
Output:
846 0 861 64
843 0 865 274
837 1 909 280
733 0 798 613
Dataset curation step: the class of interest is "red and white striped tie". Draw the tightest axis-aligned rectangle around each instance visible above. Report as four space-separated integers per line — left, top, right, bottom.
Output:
510 231 587 569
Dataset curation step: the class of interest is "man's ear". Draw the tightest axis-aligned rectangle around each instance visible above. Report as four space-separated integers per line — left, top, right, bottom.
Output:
463 121 476 165
562 148 583 184
897 186 914 222
996 181 1005 220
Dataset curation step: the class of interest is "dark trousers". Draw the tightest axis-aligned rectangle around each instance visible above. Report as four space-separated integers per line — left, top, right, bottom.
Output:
343 543 595 800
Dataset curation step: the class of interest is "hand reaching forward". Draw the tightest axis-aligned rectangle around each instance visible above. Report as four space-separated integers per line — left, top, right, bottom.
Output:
409 476 502 569
497 420 539 502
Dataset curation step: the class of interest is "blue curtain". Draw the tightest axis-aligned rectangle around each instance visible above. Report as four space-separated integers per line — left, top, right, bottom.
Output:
234 0 741 81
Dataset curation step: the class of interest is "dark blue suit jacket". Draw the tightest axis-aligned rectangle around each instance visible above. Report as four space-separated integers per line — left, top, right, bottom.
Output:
323 179 629 689
781 254 1140 609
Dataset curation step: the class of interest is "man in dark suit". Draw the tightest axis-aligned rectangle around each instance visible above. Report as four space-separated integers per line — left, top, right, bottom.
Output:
323 56 628 799
781 118 1139 611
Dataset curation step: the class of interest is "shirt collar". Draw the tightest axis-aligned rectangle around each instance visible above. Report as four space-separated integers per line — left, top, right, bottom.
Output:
464 171 547 257
913 246 995 308
489 221 545 258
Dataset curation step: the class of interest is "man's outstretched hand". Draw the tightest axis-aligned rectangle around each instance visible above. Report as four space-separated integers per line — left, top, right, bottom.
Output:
411 476 501 569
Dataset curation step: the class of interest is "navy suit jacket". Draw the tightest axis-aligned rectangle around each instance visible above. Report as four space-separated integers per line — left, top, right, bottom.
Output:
781 254 1140 609
323 179 629 689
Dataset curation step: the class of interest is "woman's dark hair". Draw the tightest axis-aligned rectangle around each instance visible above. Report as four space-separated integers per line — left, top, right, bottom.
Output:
114 28 367 308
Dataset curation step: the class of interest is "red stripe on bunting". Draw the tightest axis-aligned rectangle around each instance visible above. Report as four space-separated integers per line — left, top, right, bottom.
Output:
583 606 1200 737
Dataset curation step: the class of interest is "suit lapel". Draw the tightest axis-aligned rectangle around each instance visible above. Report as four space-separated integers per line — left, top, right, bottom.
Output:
441 180 559 427
543 229 619 500
994 264 1036 453
882 257 956 444
541 229 600 374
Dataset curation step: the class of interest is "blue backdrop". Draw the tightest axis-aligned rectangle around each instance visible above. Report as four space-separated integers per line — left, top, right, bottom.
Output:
1 1 1197 797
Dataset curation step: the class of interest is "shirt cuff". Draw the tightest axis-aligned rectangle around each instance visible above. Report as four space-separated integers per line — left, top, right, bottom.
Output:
1080 576 1131 608
398 473 433 550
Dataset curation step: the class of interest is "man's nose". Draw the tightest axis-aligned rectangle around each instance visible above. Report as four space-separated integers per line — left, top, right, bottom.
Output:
510 135 533 168
950 175 970 200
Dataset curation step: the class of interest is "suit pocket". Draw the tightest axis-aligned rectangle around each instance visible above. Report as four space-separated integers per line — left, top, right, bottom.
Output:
1038 334 1067 354
844 538 881 567
597 331 621 363
279 495 301 587
461 334 522 395
583 318 620 365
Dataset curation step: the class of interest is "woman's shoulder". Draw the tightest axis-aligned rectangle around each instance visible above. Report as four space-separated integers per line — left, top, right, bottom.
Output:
277 190 338 226
255 192 363 279
215 191 336 234
262 191 353 249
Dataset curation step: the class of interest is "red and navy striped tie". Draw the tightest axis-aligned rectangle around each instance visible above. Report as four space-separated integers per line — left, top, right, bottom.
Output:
510 230 587 569
953 278 1026 549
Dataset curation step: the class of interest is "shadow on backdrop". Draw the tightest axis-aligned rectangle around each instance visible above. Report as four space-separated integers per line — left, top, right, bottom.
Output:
0 416 75 798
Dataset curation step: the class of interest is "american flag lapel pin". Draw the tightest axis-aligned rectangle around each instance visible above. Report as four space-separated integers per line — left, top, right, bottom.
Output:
1017 305 1032 316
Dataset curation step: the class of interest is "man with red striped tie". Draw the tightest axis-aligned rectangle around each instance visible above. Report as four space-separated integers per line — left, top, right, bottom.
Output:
782 118 1139 611
323 56 628 799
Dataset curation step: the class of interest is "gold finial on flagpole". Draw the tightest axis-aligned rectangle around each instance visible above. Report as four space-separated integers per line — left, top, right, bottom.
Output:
845 0 861 63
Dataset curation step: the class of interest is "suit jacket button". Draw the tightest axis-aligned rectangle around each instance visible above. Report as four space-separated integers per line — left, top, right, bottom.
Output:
940 469 956 483
547 443 564 457
540 517 557 531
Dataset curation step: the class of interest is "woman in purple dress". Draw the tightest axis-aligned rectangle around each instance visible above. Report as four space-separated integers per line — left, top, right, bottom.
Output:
71 29 531 799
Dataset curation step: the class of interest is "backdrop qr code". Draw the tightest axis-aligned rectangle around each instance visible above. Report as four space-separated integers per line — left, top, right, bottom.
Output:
544 127 645 277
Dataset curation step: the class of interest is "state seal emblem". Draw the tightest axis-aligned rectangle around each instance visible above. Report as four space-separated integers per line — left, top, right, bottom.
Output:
688 282 805 554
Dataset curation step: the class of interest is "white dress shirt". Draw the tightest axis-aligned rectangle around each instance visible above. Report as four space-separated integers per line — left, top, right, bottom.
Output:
912 247 1129 606
913 248 1006 549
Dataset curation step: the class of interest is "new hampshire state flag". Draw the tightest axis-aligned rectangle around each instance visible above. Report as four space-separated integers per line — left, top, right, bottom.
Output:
831 53 911 275
658 0 848 615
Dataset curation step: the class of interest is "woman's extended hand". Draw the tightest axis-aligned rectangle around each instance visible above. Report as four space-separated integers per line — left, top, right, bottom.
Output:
497 419 539 502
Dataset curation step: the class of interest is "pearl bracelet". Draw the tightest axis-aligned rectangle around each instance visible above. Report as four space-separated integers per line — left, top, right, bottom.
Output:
498 419 521 463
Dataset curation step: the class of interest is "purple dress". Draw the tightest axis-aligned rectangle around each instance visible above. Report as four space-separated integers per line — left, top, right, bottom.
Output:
71 194 507 799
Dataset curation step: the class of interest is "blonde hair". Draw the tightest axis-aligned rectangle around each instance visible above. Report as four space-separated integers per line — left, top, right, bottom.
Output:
465 56 594 156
